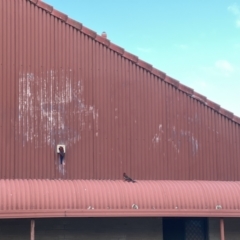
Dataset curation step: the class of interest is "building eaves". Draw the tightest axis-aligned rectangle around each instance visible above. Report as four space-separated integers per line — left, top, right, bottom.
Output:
27 0 240 125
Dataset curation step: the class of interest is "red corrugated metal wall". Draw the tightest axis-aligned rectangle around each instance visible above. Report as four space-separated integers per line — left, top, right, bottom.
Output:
0 0 240 180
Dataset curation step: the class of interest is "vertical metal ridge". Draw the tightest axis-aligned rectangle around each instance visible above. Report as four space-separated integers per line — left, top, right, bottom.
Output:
14 0 19 178
0 0 2 178
1 0 5 177
68 24 73 179
71 29 76 179
42 9 48 178
149 73 156 179
2 0 7 177
9 0 15 178
109 50 115 178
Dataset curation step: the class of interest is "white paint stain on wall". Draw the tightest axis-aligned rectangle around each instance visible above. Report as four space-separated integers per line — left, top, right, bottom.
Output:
179 130 198 155
168 126 180 153
152 124 164 145
18 70 99 174
152 124 199 157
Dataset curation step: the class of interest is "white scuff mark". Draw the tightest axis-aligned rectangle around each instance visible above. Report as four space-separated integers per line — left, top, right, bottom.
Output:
65 78 72 103
152 124 199 157
159 124 163 131
168 126 180 154
191 135 198 155
18 72 35 143
152 134 160 143
94 109 99 137
168 138 180 154
176 129 199 156
152 124 164 145
58 162 66 176
18 70 99 173
179 130 199 155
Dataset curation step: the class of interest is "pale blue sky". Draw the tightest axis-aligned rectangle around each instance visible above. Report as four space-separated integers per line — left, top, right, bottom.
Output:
44 0 240 117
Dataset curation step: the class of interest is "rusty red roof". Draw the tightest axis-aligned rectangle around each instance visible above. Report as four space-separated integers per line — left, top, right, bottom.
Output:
1 179 240 218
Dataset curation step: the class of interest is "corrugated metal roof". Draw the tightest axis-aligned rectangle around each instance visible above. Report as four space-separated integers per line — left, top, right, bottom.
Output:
1 179 240 218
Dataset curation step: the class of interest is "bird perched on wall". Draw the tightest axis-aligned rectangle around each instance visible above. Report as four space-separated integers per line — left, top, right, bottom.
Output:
58 147 65 165
123 173 136 183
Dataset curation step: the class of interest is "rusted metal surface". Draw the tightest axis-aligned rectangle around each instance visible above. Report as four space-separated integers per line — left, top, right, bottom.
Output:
0 0 240 180
1 179 240 218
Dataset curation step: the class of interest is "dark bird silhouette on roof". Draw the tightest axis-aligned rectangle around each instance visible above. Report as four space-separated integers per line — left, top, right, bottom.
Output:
123 173 136 183
58 147 65 165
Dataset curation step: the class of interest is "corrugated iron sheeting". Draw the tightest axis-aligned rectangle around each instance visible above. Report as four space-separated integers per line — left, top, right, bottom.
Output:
0 0 240 180
1 179 240 218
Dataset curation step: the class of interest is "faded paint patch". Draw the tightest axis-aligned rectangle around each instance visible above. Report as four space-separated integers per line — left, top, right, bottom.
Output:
152 124 164 145
168 126 180 154
58 162 66 176
180 129 199 155
18 70 99 174
152 125 199 157
169 127 199 156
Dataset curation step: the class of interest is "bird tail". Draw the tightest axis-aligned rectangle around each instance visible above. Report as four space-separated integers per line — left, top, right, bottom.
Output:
60 155 64 164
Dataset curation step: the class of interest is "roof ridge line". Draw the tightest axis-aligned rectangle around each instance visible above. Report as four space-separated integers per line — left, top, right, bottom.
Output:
28 0 240 124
